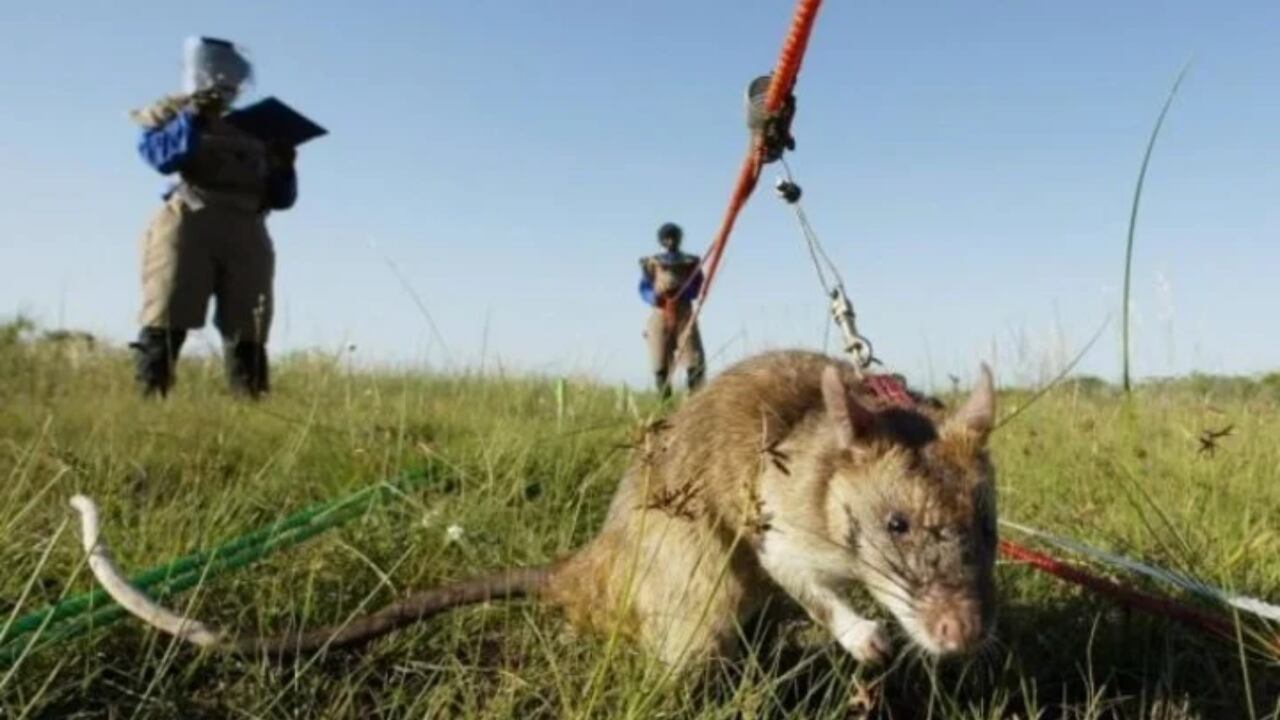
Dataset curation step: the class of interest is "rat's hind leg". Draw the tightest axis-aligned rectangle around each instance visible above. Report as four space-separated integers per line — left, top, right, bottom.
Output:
577 509 761 667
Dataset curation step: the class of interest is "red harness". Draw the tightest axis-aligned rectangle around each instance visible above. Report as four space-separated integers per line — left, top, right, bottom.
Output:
862 373 915 409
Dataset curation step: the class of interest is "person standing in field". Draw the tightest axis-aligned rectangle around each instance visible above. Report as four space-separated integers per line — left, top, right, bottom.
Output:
129 37 298 399
638 222 706 398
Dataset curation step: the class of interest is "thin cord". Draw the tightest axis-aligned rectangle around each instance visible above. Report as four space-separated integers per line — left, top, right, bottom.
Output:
780 156 846 295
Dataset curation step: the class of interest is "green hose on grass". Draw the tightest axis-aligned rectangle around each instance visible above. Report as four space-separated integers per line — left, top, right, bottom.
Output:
0 464 447 664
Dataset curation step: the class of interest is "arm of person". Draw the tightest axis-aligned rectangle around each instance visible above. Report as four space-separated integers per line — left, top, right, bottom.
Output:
137 111 201 175
681 267 704 302
637 257 659 306
265 167 297 210
638 275 657 306
262 143 298 210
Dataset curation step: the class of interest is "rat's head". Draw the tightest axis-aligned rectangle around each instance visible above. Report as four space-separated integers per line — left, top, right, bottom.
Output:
819 364 998 657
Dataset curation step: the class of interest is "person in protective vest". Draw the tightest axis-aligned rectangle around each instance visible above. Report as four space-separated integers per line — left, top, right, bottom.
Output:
129 37 297 399
638 222 706 398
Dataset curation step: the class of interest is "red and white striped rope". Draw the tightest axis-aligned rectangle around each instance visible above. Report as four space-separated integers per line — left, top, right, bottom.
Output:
1002 519 1280 624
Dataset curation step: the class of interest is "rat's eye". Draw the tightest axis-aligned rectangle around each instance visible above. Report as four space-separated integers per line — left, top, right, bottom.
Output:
886 513 910 535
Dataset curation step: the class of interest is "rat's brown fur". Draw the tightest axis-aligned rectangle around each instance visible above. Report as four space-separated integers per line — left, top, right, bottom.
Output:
544 350 997 665
83 350 998 666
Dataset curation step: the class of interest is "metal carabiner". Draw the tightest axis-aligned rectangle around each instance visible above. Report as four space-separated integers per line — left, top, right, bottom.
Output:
830 285 875 369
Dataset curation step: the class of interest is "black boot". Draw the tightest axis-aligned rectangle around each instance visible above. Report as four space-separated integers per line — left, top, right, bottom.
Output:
654 370 672 401
129 327 186 398
687 365 705 394
225 341 270 399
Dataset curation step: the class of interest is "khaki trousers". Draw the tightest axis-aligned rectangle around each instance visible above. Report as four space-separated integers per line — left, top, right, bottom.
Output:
645 303 705 381
139 195 275 343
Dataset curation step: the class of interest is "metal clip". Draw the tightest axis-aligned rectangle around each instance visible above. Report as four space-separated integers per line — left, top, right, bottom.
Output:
774 177 802 204
830 285 874 369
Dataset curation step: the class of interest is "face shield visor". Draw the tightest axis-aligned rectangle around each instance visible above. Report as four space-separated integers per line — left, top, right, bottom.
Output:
181 36 253 106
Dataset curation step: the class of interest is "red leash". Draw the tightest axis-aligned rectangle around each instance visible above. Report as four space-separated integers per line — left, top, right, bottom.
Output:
695 0 822 304
997 539 1273 651
674 0 823 353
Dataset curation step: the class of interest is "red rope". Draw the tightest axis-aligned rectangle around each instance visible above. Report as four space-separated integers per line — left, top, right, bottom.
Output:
1000 539 1279 655
695 151 763 302
687 0 824 310
764 0 823 112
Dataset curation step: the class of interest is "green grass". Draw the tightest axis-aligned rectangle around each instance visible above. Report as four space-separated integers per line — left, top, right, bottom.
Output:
1 326 1277 718
1121 61 1191 394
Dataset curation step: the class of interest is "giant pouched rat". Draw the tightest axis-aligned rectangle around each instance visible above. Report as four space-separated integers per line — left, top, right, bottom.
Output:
73 350 998 667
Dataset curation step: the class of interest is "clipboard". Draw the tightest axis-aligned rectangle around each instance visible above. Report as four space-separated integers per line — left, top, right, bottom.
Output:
225 96 327 147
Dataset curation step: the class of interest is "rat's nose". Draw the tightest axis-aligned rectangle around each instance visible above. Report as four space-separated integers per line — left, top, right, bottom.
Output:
928 600 983 654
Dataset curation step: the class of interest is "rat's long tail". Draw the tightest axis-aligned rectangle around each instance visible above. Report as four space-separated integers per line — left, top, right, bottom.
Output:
70 494 553 658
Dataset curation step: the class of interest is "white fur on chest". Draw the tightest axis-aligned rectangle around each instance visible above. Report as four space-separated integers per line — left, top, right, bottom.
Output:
757 454 860 588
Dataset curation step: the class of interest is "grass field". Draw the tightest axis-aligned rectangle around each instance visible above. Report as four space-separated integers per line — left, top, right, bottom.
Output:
1 322 1277 719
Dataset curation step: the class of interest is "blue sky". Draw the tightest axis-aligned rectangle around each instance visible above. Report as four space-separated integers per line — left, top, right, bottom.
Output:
1 1 1277 389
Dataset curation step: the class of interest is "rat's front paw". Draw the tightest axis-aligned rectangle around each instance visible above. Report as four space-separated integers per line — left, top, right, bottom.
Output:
838 618 891 665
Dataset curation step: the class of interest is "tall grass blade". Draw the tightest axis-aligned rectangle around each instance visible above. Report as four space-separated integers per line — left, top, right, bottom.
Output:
1122 61 1192 392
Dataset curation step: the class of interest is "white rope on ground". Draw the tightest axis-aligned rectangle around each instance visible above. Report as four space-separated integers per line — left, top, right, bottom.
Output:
1000 518 1280 624
69 495 225 647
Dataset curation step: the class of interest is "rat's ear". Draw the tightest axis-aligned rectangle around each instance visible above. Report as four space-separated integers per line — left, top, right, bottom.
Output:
945 363 995 443
822 365 876 448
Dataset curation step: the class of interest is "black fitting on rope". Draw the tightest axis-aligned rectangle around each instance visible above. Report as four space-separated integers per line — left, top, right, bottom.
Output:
775 178 802 204
746 75 797 165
